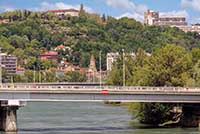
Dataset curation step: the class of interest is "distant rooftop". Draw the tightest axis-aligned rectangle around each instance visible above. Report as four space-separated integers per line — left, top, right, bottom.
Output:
41 51 58 56
47 9 79 13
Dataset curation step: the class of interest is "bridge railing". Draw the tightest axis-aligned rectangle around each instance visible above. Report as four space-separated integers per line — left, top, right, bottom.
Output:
0 84 200 93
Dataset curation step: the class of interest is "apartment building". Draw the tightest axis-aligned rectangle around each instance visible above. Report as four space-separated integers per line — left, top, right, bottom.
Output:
106 52 136 71
144 10 187 26
0 53 17 75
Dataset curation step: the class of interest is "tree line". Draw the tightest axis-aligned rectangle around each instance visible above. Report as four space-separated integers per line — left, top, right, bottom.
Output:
107 45 200 125
0 10 200 71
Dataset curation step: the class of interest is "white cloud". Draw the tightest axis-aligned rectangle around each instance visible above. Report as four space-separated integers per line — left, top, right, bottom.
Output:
40 2 94 13
135 4 148 14
105 0 135 9
189 17 200 24
117 12 144 21
0 5 15 12
104 0 147 13
181 0 200 11
160 10 189 18
103 0 147 22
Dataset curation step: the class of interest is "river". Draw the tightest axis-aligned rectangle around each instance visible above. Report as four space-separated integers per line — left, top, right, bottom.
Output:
1 102 199 134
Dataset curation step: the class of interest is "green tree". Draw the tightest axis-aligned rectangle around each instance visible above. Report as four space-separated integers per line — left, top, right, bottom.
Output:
12 74 26 83
58 71 87 82
138 103 173 125
45 69 57 82
106 55 123 86
148 44 193 87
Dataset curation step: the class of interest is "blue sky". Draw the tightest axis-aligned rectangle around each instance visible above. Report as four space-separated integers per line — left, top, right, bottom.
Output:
0 0 200 24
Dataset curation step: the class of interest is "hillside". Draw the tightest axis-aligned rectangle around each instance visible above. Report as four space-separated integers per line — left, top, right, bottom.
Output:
0 10 200 70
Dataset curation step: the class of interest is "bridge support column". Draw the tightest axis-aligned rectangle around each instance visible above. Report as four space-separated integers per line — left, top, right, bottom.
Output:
181 104 200 127
0 106 18 132
0 100 25 132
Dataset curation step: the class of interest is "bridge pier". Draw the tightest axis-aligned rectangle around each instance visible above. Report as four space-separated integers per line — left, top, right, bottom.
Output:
0 106 18 132
181 104 200 127
0 100 25 132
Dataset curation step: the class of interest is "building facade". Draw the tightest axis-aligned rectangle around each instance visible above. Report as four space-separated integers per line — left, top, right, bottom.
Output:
106 52 119 71
144 10 187 26
106 52 136 71
0 19 9 24
176 25 200 33
1 53 17 75
144 10 200 34
40 51 58 62
47 9 79 17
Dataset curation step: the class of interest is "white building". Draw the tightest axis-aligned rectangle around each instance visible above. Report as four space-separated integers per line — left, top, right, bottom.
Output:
47 9 79 17
106 52 136 71
144 10 187 26
106 53 119 71
176 25 200 34
46 4 84 17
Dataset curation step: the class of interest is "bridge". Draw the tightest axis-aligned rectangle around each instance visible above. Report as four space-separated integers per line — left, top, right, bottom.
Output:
0 83 200 132
0 84 200 102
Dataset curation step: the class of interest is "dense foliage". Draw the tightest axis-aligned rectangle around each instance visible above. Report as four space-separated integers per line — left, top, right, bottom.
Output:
0 10 200 71
107 45 200 125
8 70 87 83
107 46 200 87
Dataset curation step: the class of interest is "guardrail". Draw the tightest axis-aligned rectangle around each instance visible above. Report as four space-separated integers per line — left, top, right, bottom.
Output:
0 84 200 93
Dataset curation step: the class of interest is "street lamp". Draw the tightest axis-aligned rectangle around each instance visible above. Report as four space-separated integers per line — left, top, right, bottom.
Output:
33 65 36 83
122 49 125 87
99 51 102 89
0 48 2 85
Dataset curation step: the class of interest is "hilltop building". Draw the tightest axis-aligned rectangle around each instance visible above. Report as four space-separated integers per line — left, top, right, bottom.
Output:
0 53 17 75
144 10 187 26
144 10 200 34
46 4 84 17
47 9 79 17
176 25 200 34
0 18 9 24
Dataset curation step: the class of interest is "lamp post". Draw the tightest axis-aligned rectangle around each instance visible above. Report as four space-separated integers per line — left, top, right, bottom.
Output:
99 51 102 89
0 48 2 85
39 70 41 83
33 65 36 83
122 49 125 87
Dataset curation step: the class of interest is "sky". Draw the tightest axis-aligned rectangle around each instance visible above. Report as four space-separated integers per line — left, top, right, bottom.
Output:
0 0 200 24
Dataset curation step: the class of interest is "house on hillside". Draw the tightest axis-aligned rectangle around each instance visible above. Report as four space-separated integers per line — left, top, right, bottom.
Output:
46 4 85 17
40 51 58 62
0 18 9 23
47 9 79 17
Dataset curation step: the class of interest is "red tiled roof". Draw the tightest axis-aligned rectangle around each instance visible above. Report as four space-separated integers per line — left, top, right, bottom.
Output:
47 9 79 13
56 45 65 49
63 61 71 65
17 66 25 71
0 19 9 22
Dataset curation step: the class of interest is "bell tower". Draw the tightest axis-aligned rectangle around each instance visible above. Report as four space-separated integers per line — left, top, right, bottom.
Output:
88 54 97 72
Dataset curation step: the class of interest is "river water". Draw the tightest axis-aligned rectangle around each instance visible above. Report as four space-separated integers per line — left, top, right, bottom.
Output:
1 102 200 134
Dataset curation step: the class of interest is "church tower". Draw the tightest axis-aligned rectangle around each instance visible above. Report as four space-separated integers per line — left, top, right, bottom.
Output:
88 54 97 73
80 4 84 12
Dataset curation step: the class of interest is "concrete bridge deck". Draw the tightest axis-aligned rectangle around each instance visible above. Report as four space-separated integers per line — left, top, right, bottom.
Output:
0 84 199 103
